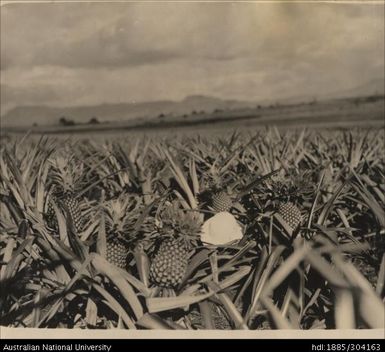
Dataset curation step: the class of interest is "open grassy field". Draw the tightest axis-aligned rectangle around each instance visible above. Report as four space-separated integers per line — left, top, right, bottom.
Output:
0 126 384 330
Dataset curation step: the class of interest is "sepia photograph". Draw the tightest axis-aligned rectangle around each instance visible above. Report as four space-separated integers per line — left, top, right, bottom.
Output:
0 0 384 337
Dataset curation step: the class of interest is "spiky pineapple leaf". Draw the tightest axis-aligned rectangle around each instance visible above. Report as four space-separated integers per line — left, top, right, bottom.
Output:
146 291 213 314
91 254 144 320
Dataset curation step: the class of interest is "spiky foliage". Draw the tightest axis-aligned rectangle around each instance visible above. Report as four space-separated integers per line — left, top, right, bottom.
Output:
269 168 316 202
1 128 384 331
104 196 135 234
84 140 157 204
149 238 189 288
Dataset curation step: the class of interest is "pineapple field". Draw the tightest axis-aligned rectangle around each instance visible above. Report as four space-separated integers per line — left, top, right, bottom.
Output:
0 126 384 330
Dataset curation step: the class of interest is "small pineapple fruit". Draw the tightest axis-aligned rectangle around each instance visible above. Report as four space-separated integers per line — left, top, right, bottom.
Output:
61 192 83 232
212 191 232 212
106 237 128 269
104 197 132 269
149 238 189 288
46 155 84 233
277 202 302 231
45 189 59 231
45 188 83 233
156 181 168 195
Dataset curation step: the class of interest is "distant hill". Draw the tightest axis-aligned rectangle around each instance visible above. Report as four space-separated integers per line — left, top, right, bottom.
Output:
1 78 383 127
1 95 253 127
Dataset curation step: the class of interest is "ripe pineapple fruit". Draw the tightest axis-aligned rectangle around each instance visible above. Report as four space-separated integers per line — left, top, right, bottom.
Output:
45 156 84 233
149 201 202 288
277 202 302 231
106 237 128 269
211 191 232 213
45 189 58 231
103 197 132 269
149 238 189 288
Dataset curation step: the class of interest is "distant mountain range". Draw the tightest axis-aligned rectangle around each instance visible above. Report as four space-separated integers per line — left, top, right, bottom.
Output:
2 78 383 127
1 95 254 127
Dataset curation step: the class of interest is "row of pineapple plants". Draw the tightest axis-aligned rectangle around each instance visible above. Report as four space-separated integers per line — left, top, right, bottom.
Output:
0 127 384 329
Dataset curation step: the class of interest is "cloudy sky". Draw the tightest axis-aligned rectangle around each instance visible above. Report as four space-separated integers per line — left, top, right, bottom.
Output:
1 1 384 115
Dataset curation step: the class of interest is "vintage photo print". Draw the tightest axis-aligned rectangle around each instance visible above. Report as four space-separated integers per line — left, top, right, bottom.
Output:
0 0 384 339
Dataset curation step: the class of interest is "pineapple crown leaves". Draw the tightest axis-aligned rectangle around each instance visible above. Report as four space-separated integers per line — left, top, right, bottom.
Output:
48 154 85 194
196 163 238 200
103 195 141 235
157 201 203 240
268 167 315 201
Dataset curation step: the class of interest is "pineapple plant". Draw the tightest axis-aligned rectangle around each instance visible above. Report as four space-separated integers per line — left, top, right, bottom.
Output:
103 196 137 269
149 201 203 288
206 172 236 213
268 168 313 233
45 155 84 233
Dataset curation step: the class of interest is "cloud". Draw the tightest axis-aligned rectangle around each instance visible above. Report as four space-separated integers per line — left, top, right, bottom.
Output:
1 2 384 113
1 3 181 69
4 2 381 70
